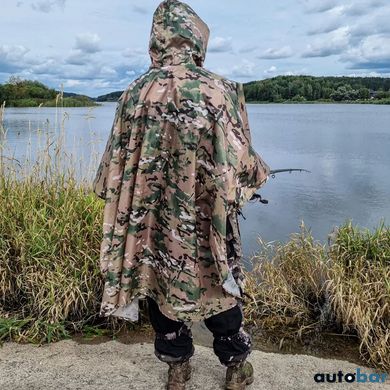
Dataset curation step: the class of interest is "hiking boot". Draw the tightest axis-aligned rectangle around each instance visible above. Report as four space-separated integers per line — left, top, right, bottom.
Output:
166 360 192 390
225 360 254 390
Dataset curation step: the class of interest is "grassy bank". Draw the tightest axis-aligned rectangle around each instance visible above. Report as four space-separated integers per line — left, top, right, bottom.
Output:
0 78 98 108
4 97 99 108
0 108 389 373
245 225 389 372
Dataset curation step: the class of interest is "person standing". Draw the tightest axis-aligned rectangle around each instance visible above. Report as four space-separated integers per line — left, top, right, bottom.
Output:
93 1 270 388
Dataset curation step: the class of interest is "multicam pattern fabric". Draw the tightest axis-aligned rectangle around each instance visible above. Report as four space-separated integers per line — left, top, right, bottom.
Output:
93 0 270 322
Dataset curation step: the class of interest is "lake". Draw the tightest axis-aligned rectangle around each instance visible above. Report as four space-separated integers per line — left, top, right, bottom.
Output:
2 103 390 260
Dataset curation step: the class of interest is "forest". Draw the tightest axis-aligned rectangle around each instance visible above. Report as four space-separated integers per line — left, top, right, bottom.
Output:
4 75 388 106
243 75 390 103
95 75 390 104
0 77 97 107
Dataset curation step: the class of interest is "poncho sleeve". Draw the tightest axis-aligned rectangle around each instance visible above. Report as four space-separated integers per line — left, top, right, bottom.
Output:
92 94 125 200
231 82 270 209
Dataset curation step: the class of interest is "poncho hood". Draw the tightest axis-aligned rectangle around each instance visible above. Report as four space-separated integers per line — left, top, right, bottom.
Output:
149 0 210 67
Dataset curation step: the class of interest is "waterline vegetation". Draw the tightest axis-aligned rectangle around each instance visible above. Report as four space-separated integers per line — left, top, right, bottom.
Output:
95 75 390 105
0 77 98 108
0 104 388 373
245 224 389 372
244 75 390 104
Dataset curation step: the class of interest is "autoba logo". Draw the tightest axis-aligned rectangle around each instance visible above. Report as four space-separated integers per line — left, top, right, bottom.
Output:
314 368 388 384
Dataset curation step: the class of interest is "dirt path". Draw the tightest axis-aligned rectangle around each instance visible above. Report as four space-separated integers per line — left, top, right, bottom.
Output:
1 338 389 390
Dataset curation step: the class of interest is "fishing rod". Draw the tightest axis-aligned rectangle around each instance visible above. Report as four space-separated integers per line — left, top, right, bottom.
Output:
236 168 311 219
269 168 311 178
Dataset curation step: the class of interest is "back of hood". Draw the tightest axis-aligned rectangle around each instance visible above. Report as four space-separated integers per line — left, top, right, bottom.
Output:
149 0 210 67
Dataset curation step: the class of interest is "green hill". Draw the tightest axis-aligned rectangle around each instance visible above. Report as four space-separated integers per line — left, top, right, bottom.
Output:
96 76 390 104
3 75 389 107
0 77 98 107
243 75 390 103
96 91 123 102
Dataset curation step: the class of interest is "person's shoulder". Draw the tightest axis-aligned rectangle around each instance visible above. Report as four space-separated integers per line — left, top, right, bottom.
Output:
121 68 157 97
197 67 241 94
110 68 162 109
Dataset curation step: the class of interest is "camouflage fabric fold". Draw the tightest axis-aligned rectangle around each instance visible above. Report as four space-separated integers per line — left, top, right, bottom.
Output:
93 0 270 322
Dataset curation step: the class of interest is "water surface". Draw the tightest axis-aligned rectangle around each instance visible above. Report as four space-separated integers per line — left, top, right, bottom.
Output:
2 103 390 259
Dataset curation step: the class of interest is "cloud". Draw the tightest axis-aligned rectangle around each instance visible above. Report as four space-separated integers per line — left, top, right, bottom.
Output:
238 45 258 54
307 19 343 35
264 65 277 76
302 45 341 58
31 0 66 13
133 5 149 14
114 62 149 80
283 67 309 76
208 37 233 53
63 79 82 88
2 39 151 95
74 33 101 54
230 60 257 78
258 46 293 59
346 71 390 78
301 0 337 13
302 26 351 57
64 33 101 66
122 48 148 58
2 0 389 95
0 45 30 73
336 1 386 17
341 35 390 72
30 58 58 75
65 51 91 66
349 12 390 42
100 66 117 77
0 45 29 63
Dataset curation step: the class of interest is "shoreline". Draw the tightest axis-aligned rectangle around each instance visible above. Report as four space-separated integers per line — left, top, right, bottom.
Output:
1 339 388 390
4 100 389 108
70 323 367 368
3 102 101 108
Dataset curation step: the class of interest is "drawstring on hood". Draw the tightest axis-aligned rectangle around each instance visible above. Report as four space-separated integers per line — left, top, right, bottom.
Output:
149 0 210 68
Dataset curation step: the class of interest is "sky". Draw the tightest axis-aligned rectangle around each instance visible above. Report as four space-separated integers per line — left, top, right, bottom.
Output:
1 0 389 97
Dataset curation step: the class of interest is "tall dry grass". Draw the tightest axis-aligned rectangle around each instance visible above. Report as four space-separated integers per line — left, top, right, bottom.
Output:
0 101 5 135
244 226 332 338
326 222 389 371
0 100 128 343
244 222 390 372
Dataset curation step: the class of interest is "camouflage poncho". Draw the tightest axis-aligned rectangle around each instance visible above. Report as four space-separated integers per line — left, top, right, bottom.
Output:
93 0 270 322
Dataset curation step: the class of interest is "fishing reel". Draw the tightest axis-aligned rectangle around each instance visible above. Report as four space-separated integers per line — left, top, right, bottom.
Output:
249 193 269 204
237 168 311 220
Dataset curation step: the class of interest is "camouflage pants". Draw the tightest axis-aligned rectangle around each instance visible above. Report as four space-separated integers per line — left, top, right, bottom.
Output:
147 297 252 367
147 211 251 366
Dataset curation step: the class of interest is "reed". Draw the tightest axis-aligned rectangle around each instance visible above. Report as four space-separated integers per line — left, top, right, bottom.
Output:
0 102 130 344
244 222 389 372
0 101 5 133
244 225 331 338
326 222 389 372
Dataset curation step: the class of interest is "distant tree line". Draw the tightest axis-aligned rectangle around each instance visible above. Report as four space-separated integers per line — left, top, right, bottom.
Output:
0 77 97 107
243 76 390 103
95 76 390 105
96 91 123 102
